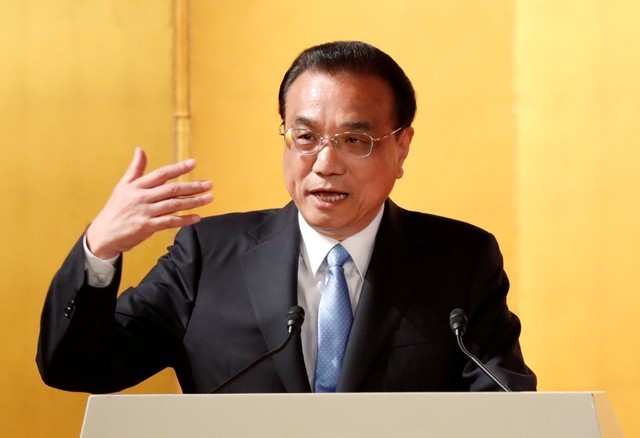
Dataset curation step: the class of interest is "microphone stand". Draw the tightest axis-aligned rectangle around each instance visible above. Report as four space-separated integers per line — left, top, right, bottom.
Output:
210 306 304 393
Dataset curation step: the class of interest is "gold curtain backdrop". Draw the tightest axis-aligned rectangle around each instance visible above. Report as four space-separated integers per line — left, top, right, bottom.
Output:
2 1 638 436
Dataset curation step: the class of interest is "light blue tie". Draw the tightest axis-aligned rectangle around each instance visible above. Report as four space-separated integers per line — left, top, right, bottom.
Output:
315 244 353 393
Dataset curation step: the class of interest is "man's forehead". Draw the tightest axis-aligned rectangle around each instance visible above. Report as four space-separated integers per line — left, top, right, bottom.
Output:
294 68 387 86
284 72 394 126
291 116 374 131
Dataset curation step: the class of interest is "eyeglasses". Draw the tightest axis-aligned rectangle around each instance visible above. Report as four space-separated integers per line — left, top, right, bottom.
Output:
278 125 404 158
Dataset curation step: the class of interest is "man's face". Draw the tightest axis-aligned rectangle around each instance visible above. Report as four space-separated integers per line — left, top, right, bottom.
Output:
282 70 413 240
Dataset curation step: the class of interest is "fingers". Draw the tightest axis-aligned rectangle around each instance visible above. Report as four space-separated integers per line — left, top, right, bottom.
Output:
146 192 214 218
89 150 213 257
121 147 148 184
144 180 213 204
136 157 198 189
124 153 214 226
121 150 213 218
146 213 205 232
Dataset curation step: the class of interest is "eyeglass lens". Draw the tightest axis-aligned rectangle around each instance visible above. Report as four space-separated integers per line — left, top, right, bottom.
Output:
287 129 373 157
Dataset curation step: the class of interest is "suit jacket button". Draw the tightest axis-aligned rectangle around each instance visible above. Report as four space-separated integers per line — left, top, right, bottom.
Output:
64 299 76 318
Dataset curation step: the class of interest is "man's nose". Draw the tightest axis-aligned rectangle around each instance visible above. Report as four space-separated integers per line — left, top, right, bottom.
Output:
312 139 346 175
317 137 338 152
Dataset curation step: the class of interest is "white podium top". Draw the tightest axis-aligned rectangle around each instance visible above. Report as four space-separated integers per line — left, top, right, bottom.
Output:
80 391 623 438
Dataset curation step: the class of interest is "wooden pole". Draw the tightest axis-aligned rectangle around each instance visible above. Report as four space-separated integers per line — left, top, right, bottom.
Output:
173 0 190 169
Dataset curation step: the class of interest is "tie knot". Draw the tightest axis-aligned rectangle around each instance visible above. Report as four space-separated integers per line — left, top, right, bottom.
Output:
327 244 350 268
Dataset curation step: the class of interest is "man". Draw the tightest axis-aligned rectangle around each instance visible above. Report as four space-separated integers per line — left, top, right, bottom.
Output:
37 41 536 393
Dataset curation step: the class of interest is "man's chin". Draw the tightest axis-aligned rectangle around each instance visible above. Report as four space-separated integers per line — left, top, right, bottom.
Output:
301 213 351 240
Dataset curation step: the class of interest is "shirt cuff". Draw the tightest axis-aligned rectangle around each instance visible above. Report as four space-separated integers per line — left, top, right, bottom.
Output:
83 234 119 288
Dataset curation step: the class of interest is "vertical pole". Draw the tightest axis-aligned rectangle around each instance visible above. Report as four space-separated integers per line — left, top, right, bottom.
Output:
173 0 190 169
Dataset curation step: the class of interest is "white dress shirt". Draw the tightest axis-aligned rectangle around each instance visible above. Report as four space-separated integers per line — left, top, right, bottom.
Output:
296 205 383 386
83 235 118 287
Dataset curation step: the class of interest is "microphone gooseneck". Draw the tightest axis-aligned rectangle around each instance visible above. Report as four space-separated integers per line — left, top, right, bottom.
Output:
210 305 305 393
449 308 511 392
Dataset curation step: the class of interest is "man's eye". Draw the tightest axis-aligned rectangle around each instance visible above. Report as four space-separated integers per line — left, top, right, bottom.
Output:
295 132 317 143
339 133 369 145
345 136 365 144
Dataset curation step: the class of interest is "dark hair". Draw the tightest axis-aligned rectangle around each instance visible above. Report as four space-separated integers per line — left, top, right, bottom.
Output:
278 41 416 127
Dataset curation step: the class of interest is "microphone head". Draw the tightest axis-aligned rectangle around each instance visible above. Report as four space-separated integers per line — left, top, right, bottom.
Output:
286 305 305 334
449 308 468 335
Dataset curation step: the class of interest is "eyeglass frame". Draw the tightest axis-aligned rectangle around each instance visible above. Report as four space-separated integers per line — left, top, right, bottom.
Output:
278 124 405 158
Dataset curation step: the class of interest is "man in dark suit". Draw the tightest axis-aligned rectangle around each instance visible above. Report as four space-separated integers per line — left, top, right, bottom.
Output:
37 41 536 394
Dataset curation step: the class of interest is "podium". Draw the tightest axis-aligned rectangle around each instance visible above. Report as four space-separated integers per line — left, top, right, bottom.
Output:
80 392 623 437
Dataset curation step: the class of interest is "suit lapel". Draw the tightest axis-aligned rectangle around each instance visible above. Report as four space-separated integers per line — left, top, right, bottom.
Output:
239 202 311 392
337 200 423 391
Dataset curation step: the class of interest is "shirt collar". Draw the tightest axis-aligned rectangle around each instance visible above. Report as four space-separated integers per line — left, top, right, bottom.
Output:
298 204 385 279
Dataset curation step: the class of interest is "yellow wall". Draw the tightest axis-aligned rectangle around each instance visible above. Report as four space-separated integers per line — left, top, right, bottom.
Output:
4 0 638 436
1 1 178 436
516 1 640 434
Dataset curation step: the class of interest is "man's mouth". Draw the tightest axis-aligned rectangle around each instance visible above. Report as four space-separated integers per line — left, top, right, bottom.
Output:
311 191 348 202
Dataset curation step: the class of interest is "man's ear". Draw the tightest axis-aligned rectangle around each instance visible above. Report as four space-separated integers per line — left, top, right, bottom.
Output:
396 126 414 179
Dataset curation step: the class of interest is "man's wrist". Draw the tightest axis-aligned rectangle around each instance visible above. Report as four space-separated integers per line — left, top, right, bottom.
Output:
83 234 119 287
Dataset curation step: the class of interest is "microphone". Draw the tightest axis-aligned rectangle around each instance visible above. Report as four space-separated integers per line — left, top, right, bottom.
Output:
449 308 511 392
210 305 305 393
286 305 305 335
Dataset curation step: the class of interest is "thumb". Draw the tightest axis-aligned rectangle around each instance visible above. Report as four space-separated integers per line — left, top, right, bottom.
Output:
121 147 147 183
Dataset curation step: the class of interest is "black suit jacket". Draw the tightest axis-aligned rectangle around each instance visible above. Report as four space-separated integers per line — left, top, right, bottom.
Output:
37 200 536 393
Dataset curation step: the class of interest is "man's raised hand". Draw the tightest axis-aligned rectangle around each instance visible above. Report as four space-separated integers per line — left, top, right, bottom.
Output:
85 148 213 260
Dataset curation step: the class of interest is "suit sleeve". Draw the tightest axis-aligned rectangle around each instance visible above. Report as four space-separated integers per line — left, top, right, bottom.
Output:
461 232 537 391
36 227 200 393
